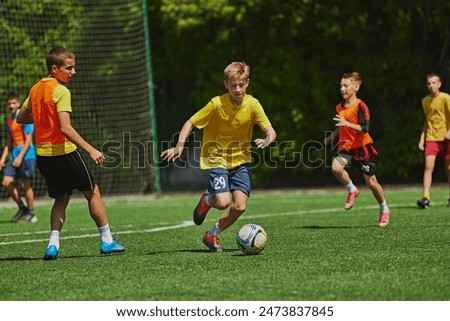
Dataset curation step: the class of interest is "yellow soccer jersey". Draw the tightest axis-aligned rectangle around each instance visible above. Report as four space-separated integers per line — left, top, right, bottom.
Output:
190 94 272 169
422 92 450 141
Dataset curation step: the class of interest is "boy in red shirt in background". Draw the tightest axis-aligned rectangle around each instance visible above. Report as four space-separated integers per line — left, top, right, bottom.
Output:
324 72 390 227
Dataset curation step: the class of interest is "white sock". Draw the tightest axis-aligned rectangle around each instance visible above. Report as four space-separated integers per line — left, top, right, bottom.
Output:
204 194 212 206
380 200 389 212
48 230 60 249
98 224 113 244
207 223 222 237
346 181 357 193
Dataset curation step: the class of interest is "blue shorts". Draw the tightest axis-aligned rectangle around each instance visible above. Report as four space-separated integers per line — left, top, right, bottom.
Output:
206 165 251 196
3 159 36 179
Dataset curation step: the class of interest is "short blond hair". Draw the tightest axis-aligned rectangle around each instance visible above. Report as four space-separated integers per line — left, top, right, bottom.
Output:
342 72 362 86
224 61 250 81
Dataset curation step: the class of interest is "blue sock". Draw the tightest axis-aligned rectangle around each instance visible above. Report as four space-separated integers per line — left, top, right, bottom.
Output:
207 223 222 236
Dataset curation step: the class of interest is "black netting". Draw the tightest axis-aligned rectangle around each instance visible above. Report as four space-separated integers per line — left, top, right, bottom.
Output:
0 0 155 198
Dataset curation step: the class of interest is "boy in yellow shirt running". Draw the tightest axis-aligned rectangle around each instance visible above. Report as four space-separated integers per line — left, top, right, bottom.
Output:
161 61 276 251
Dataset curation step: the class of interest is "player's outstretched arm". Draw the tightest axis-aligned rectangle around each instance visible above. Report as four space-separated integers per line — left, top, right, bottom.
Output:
255 125 276 149
161 120 194 162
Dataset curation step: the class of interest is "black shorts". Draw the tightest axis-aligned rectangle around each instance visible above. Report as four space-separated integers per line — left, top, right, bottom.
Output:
335 148 378 176
37 150 96 198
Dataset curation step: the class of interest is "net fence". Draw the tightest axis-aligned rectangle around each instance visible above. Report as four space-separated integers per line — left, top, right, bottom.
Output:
0 0 155 199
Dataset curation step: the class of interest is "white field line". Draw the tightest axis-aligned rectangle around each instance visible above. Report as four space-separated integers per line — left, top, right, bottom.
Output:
0 202 419 246
0 221 196 246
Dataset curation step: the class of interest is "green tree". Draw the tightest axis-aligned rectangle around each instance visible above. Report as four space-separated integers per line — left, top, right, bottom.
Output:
150 0 450 186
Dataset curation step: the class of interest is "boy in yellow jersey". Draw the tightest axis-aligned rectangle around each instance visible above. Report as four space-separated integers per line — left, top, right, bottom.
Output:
417 73 450 208
324 72 390 227
0 93 37 223
161 61 276 251
17 47 124 260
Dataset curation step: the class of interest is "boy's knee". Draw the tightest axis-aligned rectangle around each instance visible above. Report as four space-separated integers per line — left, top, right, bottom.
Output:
212 193 231 210
214 198 231 210
232 203 246 214
331 162 345 175
365 179 378 190
2 177 13 187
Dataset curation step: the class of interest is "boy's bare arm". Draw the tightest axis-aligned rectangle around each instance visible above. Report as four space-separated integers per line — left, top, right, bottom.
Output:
17 107 33 124
255 125 276 149
324 128 339 145
12 133 33 167
58 111 105 165
418 119 427 150
0 137 12 168
333 114 363 132
161 120 194 162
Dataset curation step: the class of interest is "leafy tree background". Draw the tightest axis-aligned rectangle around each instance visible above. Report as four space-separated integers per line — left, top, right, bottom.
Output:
1 0 450 194
150 0 450 188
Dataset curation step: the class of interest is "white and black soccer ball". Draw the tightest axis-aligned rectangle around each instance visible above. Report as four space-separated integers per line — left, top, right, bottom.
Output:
236 224 267 255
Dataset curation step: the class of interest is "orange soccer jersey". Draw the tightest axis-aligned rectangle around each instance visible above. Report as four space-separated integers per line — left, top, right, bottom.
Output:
23 78 77 156
336 98 373 152
7 116 26 147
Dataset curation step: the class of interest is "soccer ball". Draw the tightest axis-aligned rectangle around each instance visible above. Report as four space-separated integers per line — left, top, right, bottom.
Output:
236 224 267 255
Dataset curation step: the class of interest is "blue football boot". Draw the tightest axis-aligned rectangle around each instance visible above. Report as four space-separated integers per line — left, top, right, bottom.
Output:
100 239 125 255
43 245 59 260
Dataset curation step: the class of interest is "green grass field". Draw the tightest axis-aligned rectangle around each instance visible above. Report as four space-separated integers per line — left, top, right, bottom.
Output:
0 186 449 301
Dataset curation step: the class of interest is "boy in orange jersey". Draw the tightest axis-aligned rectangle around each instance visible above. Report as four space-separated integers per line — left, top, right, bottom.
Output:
324 72 390 227
17 47 124 260
417 73 450 209
161 61 276 251
0 93 37 223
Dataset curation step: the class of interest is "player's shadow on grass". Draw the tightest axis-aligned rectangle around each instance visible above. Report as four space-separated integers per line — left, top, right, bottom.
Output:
231 253 266 257
300 225 375 229
0 253 124 261
392 205 422 210
0 220 15 224
146 249 240 255
0 256 43 261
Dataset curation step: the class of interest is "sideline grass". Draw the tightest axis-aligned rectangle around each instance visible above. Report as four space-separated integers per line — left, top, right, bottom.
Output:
0 187 449 301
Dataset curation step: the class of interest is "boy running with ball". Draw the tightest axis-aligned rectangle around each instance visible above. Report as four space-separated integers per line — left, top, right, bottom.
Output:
162 61 276 251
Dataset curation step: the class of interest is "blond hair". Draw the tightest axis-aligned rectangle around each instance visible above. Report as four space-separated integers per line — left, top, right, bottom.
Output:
224 61 250 81
342 72 362 86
